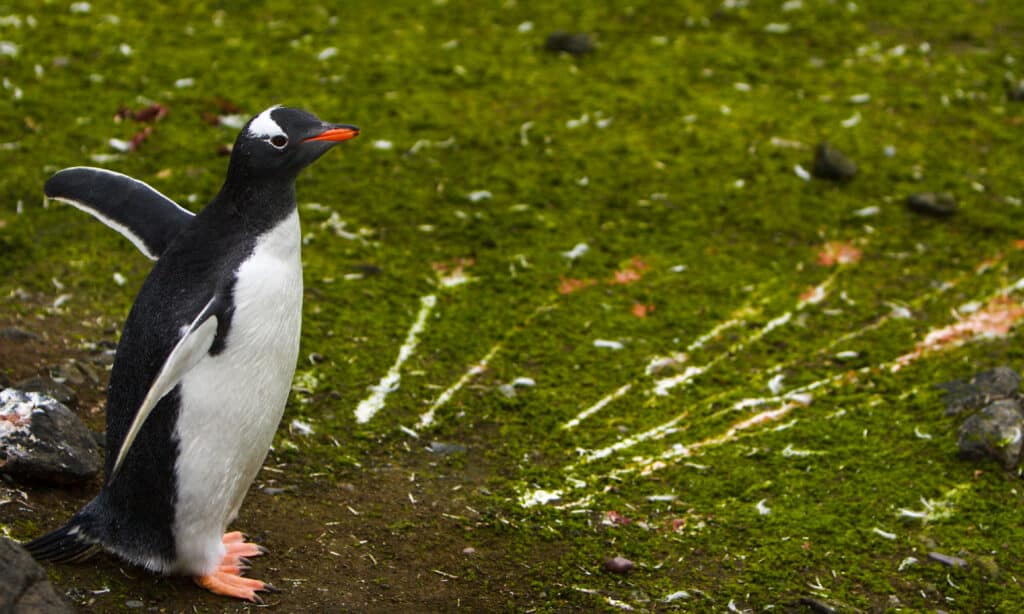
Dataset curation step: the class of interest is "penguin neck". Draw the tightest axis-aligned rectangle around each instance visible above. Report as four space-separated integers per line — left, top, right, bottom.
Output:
211 168 298 234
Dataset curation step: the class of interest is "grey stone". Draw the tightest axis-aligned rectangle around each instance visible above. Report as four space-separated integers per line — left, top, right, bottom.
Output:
0 326 41 342
0 388 102 484
603 556 634 574
797 596 843 613
544 32 595 56
938 366 1021 416
907 192 957 218
811 142 857 182
0 537 74 613
957 399 1024 469
14 376 77 407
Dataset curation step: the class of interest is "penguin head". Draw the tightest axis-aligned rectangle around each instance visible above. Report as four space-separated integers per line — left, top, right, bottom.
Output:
229 106 359 179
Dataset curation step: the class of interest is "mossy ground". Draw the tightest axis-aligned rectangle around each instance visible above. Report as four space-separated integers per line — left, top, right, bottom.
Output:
2 1 1024 612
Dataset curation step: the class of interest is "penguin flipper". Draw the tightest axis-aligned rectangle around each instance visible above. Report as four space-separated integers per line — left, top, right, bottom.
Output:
45 166 195 260
109 293 227 481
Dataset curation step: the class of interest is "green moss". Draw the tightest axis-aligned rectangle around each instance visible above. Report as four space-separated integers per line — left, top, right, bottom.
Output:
3 0 1024 610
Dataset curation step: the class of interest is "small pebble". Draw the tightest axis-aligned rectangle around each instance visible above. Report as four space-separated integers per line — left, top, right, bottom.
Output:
1007 80 1024 102
928 552 968 568
544 31 595 56
603 555 635 574
811 142 857 182
125 600 144 609
428 441 467 455
907 192 957 218
462 547 476 555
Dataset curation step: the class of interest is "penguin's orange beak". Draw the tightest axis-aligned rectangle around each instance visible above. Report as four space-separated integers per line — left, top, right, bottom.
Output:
303 125 360 143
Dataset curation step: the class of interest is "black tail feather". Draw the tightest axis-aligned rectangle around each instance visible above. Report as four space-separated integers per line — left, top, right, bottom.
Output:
23 522 100 564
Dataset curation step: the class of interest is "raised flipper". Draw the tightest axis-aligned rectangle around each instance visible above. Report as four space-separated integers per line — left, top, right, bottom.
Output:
45 166 195 260
108 292 228 482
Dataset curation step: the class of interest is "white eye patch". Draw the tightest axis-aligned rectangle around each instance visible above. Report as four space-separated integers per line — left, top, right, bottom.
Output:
246 105 285 140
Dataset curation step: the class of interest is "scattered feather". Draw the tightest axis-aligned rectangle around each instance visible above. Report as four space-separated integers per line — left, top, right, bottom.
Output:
872 527 896 540
289 419 315 437
562 242 589 260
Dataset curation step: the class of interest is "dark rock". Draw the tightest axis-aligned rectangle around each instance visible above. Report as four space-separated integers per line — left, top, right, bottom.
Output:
0 537 75 613
0 389 102 484
0 326 41 342
428 441 467 455
603 555 635 574
811 142 857 182
907 192 957 218
928 551 968 568
15 376 77 407
52 360 86 387
544 31 595 56
957 399 1024 469
938 367 1021 416
0 373 8 388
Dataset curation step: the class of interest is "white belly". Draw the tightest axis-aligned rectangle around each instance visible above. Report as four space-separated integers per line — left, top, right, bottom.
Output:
171 210 302 574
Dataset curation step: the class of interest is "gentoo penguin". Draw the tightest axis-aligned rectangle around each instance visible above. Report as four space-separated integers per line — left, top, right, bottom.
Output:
25 106 358 602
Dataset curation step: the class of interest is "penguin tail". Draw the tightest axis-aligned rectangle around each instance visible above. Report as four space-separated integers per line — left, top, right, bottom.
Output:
23 519 101 564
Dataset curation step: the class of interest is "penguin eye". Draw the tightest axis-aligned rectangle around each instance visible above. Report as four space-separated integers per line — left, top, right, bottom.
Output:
269 135 288 148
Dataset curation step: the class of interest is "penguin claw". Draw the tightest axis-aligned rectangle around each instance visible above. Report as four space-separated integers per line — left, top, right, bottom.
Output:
225 540 267 559
261 583 281 594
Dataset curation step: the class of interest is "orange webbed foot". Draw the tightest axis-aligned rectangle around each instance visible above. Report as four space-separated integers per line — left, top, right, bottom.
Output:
194 532 277 602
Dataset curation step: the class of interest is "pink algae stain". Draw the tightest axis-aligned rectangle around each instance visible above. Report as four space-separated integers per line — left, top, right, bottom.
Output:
559 277 597 295
895 295 1024 369
817 241 862 266
631 303 655 318
609 256 651 285
431 257 475 274
602 510 632 526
